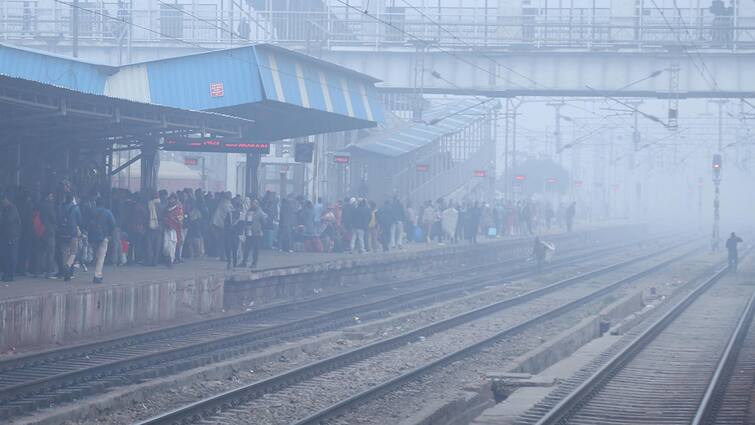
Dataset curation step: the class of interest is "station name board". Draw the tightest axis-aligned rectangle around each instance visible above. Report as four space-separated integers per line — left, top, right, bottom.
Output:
163 138 271 154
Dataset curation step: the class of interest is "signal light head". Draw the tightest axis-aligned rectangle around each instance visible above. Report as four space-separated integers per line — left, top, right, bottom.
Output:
712 154 723 179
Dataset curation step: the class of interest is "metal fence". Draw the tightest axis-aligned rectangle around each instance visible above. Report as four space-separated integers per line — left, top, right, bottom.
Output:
2 3 755 51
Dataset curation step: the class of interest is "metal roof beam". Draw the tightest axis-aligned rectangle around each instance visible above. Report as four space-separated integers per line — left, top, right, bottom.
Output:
109 153 142 176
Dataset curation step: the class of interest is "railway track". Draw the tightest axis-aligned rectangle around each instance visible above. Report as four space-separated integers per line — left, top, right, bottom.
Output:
516 251 754 425
697 279 755 425
135 239 700 425
0 230 661 420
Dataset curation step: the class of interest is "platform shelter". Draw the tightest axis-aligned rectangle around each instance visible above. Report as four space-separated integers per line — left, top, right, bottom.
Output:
0 43 382 194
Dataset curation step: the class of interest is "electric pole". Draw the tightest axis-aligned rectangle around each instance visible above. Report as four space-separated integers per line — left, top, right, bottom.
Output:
711 99 727 251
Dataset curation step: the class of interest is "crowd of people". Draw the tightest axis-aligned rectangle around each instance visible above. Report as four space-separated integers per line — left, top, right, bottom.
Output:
0 181 578 283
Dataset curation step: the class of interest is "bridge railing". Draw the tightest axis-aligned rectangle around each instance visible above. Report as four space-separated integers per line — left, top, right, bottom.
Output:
2 4 755 51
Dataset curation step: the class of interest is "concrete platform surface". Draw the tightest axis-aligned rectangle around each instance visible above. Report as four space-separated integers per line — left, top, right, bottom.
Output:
1 221 622 302
0 239 459 301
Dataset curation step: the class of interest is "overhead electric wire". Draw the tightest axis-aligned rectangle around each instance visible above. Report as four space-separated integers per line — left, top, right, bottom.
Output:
398 0 659 134
396 0 547 89
648 0 720 91
333 0 665 157
669 0 721 89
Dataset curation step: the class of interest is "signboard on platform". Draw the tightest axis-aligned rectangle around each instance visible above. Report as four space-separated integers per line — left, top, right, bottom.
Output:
183 157 199 166
474 170 486 177
416 164 429 172
545 177 558 184
514 174 526 182
164 138 271 154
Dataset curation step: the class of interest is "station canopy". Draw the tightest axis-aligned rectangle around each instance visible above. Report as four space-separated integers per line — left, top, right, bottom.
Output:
342 99 496 158
0 43 383 143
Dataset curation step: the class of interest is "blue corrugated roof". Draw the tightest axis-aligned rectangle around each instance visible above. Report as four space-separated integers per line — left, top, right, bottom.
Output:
0 43 112 94
344 99 498 158
253 45 383 123
145 48 263 111
0 43 383 138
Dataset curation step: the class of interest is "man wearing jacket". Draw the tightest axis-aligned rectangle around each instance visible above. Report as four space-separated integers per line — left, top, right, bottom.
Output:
243 199 267 268
145 192 162 266
89 198 116 283
57 193 82 281
38 192 58 279
0 193 21 282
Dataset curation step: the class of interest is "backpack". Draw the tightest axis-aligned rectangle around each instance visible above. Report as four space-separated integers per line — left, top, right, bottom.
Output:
32 211 45 237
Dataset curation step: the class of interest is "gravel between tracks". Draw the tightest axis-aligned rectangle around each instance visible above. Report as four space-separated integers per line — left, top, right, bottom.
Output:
52 245 656 425
323 252 723 425
161 247 697 425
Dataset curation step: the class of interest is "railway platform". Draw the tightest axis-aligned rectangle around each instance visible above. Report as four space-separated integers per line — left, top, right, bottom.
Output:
0 223 635 355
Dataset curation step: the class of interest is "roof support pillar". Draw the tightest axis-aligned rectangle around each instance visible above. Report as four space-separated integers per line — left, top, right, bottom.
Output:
140 138 160 195
246 153 261 198
13 142 21 185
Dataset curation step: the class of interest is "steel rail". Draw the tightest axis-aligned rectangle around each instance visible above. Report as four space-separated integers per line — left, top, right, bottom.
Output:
532 248 752 425
0 232 661 417
691 291 755 425
137 244 698 425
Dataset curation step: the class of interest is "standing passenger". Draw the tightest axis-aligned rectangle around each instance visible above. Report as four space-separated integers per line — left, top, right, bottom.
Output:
145 192 161 266
163 194 183 268
88 198 116 283
0 193 21 282
726 232 743 272
38 192 58 279
57 193 81 281
243 199 267 268
531 237 549 273
566 201 576 232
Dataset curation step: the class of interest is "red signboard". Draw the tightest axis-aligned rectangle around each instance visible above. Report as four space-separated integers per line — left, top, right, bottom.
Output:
545 177 557 184
514 174 526 182
416 164 429 172
333 155 351 164
210 82 224 97
474 170 486 177
183 157 199 166
164 138 270 154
